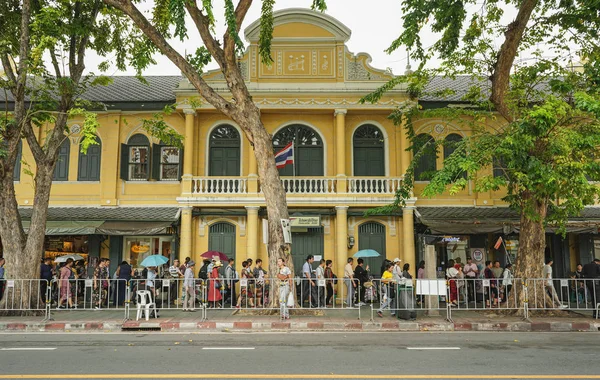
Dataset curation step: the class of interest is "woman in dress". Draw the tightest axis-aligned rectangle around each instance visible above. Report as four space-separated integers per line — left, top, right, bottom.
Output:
207 260 223 307
58 258 74 309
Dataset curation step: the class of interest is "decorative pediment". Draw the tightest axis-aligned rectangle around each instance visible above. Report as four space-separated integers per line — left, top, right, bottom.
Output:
244 8 351 43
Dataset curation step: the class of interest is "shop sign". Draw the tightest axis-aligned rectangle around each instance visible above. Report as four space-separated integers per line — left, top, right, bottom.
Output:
290 216 320 228
442 236 461 242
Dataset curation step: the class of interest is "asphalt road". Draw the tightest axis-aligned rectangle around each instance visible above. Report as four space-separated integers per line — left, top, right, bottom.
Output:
0 332 597 379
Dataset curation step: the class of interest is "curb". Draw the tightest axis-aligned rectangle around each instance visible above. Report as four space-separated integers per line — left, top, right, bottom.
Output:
0 320 599 333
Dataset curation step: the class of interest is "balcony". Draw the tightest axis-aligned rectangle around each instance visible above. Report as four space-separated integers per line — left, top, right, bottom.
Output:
189 176 403 195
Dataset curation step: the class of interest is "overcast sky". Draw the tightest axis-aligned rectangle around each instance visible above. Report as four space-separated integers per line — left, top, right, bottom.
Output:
88 1 417 76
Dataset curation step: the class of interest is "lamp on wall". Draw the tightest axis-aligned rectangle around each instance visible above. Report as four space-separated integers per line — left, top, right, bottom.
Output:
347 236 355 249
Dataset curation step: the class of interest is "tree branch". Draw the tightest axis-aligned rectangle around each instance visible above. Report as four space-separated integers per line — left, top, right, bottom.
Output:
490 0 538 123
0 53 17 89
21 120 46 163
49 50 62 79
223 0 252 62
184 2 227 68
103 0 235 115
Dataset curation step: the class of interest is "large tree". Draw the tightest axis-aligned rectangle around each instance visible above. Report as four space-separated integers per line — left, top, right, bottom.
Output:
0 0 171 310
102 0 326 290
365 0 600 307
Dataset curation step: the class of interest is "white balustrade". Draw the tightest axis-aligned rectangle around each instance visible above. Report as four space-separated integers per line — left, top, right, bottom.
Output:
348 177 403 194
191 177 247 194
279 177 337 194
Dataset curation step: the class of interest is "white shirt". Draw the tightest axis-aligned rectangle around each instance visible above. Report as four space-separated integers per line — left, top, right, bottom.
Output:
316 266 326 286
344 263 354 278
147 271 156 288
184 268 194 287
302 262 312 278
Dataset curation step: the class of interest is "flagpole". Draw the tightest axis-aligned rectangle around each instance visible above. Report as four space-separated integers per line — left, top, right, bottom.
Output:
292 140 295 178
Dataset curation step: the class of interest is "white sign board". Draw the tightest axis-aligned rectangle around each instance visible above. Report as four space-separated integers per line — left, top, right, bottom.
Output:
280 219 292 244
314 255 322 262
560 279 569 287
85 279 93 287
416 279 446 296
6 280 14 288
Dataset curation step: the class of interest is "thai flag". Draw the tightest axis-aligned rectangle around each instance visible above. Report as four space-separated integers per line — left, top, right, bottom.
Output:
275 142 294 169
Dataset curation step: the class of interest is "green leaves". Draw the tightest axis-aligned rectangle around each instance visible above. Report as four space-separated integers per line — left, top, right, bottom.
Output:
224 0 244 55
258 0 275 64
187 46 212 73
140 105 184 149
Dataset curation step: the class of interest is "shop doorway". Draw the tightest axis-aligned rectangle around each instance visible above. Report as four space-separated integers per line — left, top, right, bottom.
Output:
208 222 236 263
358 222 386 277
291 227 324 277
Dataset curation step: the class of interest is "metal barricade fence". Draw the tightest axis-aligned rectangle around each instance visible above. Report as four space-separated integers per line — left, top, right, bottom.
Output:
0 279 49 316
526 278 600 314
201 277 365 320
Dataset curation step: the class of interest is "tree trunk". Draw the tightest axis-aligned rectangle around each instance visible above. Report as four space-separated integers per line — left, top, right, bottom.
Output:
235 102 294 308
512 194 551 310
0 158 56 313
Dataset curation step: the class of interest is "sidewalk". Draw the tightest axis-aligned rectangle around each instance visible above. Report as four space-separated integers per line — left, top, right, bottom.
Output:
1 308 598 333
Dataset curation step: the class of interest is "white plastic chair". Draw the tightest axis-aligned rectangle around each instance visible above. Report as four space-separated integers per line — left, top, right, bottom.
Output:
595 303 600 319
136 290 157 321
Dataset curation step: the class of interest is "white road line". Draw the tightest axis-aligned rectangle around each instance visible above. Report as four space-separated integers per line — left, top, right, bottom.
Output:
0 348 57 351
202 347 255 350
406 347 461 350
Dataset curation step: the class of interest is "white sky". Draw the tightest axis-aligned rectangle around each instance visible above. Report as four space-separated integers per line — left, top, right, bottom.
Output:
87 0 414 76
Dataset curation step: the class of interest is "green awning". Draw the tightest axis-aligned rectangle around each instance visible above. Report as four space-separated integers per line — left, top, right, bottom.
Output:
22 220 105 236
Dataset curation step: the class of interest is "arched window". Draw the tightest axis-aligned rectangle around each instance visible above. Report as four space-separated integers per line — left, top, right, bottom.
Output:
273 124 323 176
78 136 102 181
413 133 437 181
209 125 240 176
53 139 70 181
353 124 384 176
443 133 466 179
152 139 182 181
13 140 22 181
121 133 150 181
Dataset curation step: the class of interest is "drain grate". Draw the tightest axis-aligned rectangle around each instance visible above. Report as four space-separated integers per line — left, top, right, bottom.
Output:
121 326 162 332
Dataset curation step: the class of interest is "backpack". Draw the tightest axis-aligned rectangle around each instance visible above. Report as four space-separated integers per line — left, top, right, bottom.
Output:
198 264 209 280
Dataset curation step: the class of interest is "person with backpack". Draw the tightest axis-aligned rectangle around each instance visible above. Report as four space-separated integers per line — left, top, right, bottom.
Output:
324 260 335 306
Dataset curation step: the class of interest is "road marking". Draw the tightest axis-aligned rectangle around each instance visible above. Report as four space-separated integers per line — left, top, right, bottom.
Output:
0 348 57 351
406 347 461 350
202 347 255 350
1 375 600 379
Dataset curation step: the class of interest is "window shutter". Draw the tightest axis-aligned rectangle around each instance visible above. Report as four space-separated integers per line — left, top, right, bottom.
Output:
120 144 129 180
151 143 162 180
178 148 184 181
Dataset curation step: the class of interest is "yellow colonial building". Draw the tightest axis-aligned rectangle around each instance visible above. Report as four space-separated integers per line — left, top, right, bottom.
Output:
10 8 598 278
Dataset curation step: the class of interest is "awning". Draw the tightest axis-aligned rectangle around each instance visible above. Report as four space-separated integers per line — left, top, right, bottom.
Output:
96 221 173 235
417 206 600 235
19 206 180 236
22 220 105 235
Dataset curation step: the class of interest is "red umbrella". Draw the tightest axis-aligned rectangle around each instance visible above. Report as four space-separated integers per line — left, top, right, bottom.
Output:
200 250 229 261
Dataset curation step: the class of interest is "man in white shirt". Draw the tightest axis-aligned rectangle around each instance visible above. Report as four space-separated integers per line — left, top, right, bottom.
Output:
344 258 356 307
302 255 317 307
168 259 183 305
224 258 236 307
183 261 196 311
544 259 566 308
463 257 479 303
315 259 327 307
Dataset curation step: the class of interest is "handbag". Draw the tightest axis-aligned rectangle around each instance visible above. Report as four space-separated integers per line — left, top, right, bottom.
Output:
215 280 222 290
364 281 374 288
286 291 295 308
